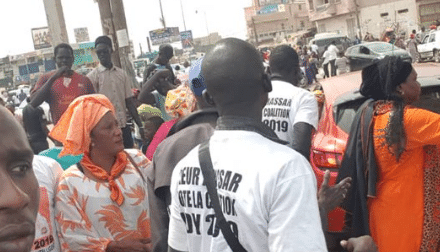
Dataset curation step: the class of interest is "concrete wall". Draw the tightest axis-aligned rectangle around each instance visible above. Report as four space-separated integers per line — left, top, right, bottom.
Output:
359 0 418 39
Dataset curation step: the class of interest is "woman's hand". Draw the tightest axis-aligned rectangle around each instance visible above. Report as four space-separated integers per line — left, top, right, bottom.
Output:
106 238 151 252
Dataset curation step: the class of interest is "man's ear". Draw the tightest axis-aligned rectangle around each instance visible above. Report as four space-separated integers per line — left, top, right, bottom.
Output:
202 90 215 106
262 73 272 93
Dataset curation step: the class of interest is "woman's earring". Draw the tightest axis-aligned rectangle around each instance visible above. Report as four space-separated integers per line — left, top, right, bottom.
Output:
91 142 95 147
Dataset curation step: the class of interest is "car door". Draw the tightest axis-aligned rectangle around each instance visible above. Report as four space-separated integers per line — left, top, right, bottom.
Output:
418 35 430 59
427 33 436 58
346 46 360 71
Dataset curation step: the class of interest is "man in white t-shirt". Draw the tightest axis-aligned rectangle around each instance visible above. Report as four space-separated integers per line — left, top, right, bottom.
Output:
31 155 63 252
328 41 340 76
263 45 318 160
168 38 327 252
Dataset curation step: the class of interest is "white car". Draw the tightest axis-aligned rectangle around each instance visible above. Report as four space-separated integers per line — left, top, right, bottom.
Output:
417 30 440 62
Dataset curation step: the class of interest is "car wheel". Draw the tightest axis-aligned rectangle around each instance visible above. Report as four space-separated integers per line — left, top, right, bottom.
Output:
435 50 440 63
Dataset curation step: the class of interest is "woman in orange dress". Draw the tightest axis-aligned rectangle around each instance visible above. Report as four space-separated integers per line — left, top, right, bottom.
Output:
338 56 440 251
50 94 152 252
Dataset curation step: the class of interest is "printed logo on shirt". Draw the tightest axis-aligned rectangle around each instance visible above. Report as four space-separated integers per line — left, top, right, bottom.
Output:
177 167 243 237
262 97 292 133
32 187 56 252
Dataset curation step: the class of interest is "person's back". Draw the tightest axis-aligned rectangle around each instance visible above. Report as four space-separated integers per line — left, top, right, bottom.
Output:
168 38 326 252
263 45 318 158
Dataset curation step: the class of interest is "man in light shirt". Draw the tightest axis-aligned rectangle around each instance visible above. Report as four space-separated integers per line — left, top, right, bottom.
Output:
327 41 340 76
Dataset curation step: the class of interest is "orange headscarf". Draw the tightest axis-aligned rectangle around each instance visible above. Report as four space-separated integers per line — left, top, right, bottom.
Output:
49 94 115 157
50 94 128 206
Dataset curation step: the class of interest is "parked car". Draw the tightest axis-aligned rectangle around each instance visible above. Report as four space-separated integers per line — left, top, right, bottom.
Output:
310 63 440 247
418 30 440 63
309 33 352 58
345 42 412 72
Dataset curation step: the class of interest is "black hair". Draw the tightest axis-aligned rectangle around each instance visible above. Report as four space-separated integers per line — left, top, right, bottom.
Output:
54 43 74 57
175 65 180 71
159 44 174 58
146 116 164 129
331 40 336 45
95 36 113 49
269 45 299 75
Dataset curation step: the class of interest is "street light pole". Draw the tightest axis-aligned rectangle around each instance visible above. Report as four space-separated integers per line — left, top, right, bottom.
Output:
180 0 187 31
159 0 166 28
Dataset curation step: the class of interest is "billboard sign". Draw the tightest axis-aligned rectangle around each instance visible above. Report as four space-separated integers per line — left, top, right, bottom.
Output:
74 27 90 43
180 30 193 49
256 4 279 15
31 27 52 50
149 27 180 45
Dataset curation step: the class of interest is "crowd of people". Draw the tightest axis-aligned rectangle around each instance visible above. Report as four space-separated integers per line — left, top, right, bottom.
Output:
0 33 439 252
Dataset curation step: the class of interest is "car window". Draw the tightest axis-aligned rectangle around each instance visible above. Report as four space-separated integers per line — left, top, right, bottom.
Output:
429 34 436 43
335 88 440 133
334 98 366 133
423 35 429 44
368 43 398 53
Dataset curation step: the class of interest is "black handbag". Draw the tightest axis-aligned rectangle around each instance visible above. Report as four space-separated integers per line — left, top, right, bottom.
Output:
198 140 247 252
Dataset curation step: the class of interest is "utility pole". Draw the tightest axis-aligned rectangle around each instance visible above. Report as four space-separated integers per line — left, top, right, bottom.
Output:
159 0 166 28
252 17 259 46
95 0 137 87
180 0 187 31
96 0 120 67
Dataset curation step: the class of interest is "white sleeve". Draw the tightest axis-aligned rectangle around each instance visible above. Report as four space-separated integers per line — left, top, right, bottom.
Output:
292 92 319 129
268 160 327 252
168 164 189 251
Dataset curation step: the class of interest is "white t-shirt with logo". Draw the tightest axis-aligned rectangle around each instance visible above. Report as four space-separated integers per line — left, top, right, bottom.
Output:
168 130 327 252
262 80 319 148
32 155 63 252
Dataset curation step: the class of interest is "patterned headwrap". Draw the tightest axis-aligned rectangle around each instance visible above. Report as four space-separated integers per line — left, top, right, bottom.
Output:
49 94 115 157
165 84 197 119
137 104 162 123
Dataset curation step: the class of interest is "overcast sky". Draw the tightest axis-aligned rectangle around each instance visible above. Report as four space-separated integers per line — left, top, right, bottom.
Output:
0 0 252 58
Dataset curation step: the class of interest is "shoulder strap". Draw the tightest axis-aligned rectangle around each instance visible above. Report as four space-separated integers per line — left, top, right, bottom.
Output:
198 140 247 252
125 151 147 183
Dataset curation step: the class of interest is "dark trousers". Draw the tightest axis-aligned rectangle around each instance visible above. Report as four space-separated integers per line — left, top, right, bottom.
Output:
121 125 134 148
323 63 330 78
330 59 337 76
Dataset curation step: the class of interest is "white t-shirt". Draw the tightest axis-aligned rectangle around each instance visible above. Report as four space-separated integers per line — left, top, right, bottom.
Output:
262 80 319 148
327 44 339 61
322 50 330 64
32 155 63 252
168 130 327 252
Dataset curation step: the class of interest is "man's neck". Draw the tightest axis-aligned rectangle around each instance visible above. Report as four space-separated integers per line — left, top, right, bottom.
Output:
103 63 113 70
271 73 297 86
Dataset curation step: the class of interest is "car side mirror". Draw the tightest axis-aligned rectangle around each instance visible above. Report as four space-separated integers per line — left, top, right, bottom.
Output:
360 47 370 54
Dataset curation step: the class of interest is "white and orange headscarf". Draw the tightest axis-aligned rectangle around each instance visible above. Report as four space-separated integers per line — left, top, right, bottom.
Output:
50 94 116 157
50 94 128 206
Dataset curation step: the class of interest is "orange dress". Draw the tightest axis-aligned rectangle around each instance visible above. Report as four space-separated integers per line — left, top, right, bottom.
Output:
369 105 440 251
